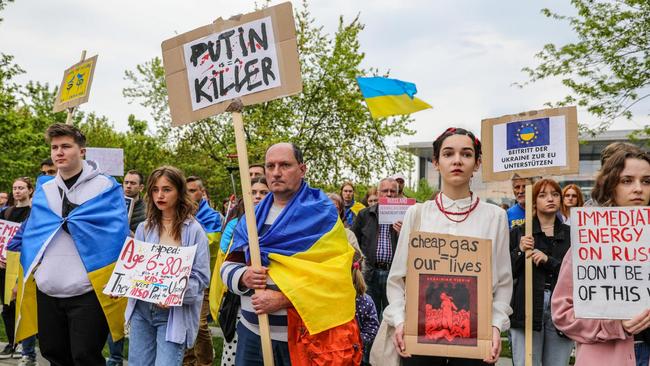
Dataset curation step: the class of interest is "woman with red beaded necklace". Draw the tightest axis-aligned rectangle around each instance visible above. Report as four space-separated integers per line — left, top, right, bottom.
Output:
384 127 513 366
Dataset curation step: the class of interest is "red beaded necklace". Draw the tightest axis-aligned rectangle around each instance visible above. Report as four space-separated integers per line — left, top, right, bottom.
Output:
435 192 480 223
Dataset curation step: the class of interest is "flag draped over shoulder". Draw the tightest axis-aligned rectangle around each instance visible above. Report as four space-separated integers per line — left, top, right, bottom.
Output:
8 177 129 342
356 76 431 119
232 182 356 335
196 198 223 274
344 200 365 227
196 199 223 234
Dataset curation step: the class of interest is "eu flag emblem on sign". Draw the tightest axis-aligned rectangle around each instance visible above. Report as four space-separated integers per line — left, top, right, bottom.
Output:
506 118 550 149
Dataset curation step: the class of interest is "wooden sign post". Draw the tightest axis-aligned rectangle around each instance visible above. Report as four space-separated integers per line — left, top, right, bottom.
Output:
161 3 302 365
53 50 98 124
524 182 533 366
481 106 579 366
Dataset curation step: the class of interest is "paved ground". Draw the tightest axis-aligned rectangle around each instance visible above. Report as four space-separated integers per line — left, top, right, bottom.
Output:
0 343 47 365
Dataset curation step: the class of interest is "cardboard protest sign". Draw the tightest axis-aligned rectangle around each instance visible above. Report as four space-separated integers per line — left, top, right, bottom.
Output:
570 206 650 319
103 238 197 306
0 219 21 262
53 55 98 112
481 106 579 182
161 2 302 126
86 147 124 177
405 232 493 359
378 197 416 224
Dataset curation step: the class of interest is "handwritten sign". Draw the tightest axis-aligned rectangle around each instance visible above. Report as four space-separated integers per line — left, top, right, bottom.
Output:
481 106 579 182
103 238 197 306
405 232 492 359
571 206 650 319
0 220 21 262
183 17 281 111
53 55 98 112
85 147 124 177
161 2 302 126
378 197 416 224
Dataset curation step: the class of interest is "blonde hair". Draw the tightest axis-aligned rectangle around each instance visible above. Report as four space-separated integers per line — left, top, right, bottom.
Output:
348 238 367 295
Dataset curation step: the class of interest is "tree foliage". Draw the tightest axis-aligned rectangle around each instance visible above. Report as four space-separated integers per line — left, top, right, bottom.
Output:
124 1 415 189
520 0 650 131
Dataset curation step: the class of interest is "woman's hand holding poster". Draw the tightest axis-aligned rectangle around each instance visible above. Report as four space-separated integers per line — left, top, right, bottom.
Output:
103 238 197 306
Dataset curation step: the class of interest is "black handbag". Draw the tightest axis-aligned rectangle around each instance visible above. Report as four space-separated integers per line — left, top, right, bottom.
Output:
218 235 241 343
218 290 240 343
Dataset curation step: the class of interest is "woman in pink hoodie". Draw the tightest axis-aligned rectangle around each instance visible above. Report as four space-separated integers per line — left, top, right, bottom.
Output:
552 148 650 366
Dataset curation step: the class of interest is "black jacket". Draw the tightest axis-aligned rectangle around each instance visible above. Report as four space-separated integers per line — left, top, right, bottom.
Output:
351 204 399 268
509 217 571 330
129 197 146 233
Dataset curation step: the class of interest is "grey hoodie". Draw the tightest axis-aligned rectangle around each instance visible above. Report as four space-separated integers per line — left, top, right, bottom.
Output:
34 160 114 298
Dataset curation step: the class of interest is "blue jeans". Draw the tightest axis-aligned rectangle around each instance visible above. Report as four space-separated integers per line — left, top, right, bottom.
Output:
636 342 650 366
128 301 184 366
234 321 291 366
21 335 36 360
106 335 124 366
510 290 574 366
365 268 389 322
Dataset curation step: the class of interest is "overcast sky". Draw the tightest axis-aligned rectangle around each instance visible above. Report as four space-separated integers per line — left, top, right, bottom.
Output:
2 0 648 147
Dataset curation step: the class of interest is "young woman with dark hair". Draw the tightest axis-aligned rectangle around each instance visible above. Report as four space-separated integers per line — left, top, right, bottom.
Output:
384 128 512 365
552 150 650 366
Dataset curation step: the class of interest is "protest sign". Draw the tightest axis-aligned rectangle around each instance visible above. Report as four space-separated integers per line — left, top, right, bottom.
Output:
125 196 134 223
405 232 493 359
0 219 21 262
481 106 579 182
378 197 416 224
53 55 98 113
571 206 650 319
161 2 302 126
86 147 124 177
103 238 197 306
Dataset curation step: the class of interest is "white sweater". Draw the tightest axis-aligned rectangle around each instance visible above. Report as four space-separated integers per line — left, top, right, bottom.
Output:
383 194 513 332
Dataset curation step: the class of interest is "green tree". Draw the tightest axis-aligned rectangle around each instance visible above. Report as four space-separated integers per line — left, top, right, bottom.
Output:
124 1 415 191
520 0 650 132
403 178 435 202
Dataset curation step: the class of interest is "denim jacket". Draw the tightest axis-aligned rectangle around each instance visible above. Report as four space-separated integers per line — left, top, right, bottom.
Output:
124 218 210 347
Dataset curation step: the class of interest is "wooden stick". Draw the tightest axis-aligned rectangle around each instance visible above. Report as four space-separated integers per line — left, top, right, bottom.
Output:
231 110 275 366
524 181 533 366
65 50 87 125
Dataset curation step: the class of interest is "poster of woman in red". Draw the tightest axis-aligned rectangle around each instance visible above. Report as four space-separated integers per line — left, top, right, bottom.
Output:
418 274 478 346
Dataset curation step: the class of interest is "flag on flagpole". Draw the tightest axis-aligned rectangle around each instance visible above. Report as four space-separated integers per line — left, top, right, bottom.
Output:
356 77 431 119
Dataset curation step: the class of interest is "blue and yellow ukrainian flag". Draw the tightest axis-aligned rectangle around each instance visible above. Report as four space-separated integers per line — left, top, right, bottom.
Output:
356 77 431 119
7 177 129 342
209 218 238 320
506 117 550 149
232 182 356 335
196 198 223 270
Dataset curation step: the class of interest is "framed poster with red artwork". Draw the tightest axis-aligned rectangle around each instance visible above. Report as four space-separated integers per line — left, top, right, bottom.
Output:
405 232 493 359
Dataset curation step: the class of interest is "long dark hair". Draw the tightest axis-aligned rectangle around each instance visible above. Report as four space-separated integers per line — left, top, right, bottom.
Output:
145 166 197 241
592 149 650 207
